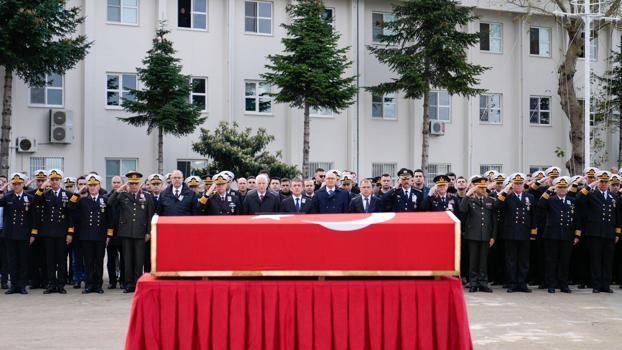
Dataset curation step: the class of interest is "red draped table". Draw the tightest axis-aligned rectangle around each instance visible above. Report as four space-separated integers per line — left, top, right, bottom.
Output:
125 274 472 350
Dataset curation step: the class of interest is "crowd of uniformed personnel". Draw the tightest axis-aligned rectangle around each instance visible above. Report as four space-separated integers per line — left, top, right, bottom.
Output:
0 165 621 295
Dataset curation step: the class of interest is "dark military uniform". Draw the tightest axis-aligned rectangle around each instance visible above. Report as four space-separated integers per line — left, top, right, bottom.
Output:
205 193 241 215
108 189 155 291
381 187 419 212
575 185 621 292
28 186 47 289
421 193 460 213
68 191 114 293
33 187 71 293
0 190 36 293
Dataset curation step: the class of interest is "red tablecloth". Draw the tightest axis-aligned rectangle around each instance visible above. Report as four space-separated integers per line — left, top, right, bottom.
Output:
126 274 472 350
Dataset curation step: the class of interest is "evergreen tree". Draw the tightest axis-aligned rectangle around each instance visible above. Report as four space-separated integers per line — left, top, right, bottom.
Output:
192 121 300 179
368 0 487 173
120 22 204 174
262 0 357 177
598 45 622 167
0 0 91 176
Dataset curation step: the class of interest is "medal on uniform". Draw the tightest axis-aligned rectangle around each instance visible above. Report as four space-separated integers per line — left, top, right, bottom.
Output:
227 196 231 201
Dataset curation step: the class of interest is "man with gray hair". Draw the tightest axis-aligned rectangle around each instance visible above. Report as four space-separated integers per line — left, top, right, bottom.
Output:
242 174 280 214
156 170 200 216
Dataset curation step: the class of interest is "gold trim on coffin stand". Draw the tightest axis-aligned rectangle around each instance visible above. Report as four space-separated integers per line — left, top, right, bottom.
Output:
150 212 461 278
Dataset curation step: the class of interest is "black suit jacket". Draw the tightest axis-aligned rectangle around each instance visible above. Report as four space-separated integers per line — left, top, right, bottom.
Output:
242 191 281 214
157 184 199 216
281 196 313 214
349 195 381 213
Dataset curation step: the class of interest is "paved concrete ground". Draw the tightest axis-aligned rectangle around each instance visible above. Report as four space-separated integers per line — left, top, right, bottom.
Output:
0 283 621 349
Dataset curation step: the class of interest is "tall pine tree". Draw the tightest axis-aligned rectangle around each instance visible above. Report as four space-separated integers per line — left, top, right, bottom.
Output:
368 0 487 173
120 22 204 174
262 0 357 177
0 0 91 177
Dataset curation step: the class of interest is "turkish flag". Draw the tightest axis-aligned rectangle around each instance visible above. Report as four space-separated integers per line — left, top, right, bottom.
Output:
152 212 459 276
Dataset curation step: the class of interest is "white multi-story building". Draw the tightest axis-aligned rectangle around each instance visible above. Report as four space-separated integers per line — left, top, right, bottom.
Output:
1 0 621 189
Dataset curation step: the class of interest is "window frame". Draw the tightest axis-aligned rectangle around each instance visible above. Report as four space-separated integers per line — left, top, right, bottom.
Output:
244 0 273 36
529 26 552 58
371 163 397 178
105 158 138 191
371 92 397 120
529 95 552 126
429 90 452 123
29 73 64 108
29 157 64 178
190 77 208 112
578 30 598 61
106 0 139 26
479 93 503 125
479 22 503 54
323 7 335 28
479 164 503 175
371 12 395 44
308 161 334 178
177 159 209 177
177 0 208 31
310 106 334 119
427 163 452 186
105 73 138 109
244 80 273 116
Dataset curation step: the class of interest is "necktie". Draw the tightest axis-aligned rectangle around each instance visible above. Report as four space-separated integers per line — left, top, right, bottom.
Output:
328 190 333 196
259 194 264 203
221 196 225 201
92 196 97 203
295 198 300 212
174 190 179 198
365 198 369 212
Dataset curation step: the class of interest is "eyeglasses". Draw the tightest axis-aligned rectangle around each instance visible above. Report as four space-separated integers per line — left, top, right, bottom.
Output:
318 175 325 178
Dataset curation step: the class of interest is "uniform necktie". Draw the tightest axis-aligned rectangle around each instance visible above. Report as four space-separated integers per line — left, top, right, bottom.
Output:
221 196 225 201
92 196 97 203
364 198 369 212
174 190 180 199
295 198 301 212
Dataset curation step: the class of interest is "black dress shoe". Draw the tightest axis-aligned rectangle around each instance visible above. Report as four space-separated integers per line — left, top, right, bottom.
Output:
123 287 133 293
600 288 614 293
5 287 17 295
57 287 67 294
548 288 555 293
507 288 517 293
468 286 478 293
108 283 117 289
96 288 104 294
479 286 493 293
560 287 572 293
518 286 532 293
592 288 600 293
82 287 93 294
43 287 55 294
19 288 28 294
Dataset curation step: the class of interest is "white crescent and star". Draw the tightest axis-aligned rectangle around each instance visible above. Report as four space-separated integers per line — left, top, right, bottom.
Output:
251 213 396 232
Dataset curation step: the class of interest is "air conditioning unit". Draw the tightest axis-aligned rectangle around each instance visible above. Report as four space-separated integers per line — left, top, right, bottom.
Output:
49 109 74 144
16 137 37 153
430 120 446 136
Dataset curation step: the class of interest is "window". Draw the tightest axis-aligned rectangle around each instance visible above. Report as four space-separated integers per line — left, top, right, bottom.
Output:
578 99 597 126
245 1 272 35
529 96 551 125
427 163 452 186
529 165 550 174
177 160 208 177
106 73 137 107
308 162 333 178
245 81 272 114
480 164 503 174
322 8 335 27
105 158 138 190
107 0 138 24
579 31 598 60
479 94 502 124
372 12 395 43
430 91 451 122
29 157 64 178
30 73 63 107
372 163 397 178
190 77 207 111
372 93 396 120
178 0 207 29
529 27 551 57
480 22 502 53
311 106 333 118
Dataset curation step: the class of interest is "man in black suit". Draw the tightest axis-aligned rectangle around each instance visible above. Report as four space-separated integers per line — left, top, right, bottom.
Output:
281 178 312 213
243 174 281 214
310 171 350 214
350 179 380 213
157 170 200 216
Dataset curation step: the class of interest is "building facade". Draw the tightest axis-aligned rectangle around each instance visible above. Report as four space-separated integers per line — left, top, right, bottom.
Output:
1 0 621 189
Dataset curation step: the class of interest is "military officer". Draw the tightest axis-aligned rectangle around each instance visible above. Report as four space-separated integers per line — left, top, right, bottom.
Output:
0 173 37 294
421 175 460 214
340 173 357 201
460 176 497 293
201 173 241 215
381 168 419 212
185 176 202 195
107 171 155 293
538 176 581 293
67 174 114 294
495 173 537 293
29 169 48 289
32 169 71 294
575 171 620 293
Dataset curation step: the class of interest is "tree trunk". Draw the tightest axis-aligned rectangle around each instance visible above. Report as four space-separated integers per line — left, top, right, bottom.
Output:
558 20 584 175
1 70 13 178
158 126 163 175
302 102 310 178
421 88 431 175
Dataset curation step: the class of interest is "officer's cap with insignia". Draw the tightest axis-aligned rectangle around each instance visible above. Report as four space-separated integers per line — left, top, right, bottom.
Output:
553 176 571 188
596 170 611 182
33 169 47 180
584 167 599 178
472 176 488 188
63 177 76 185
202 175 213 185
165 173 172 181
85 173 102 186
468 175 479 183
484 170 498 180
48 169 63 180
341 173 353 184
327 169 341 179
611 174 621 185
125 170 143 184
532 170 545 181
618 167 622 176
493 173 506 184
222 171 235 183
509 173 526 184
570 175 582 184
185 176 202 188
148 173 163 184
213 173 228 185
9 172 27 184
433 174 450 186
545 166 561 179
397 168 414 180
